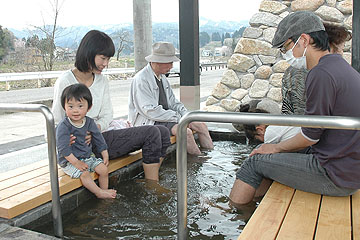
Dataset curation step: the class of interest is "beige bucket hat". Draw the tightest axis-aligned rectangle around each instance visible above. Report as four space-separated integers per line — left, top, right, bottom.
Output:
145 42 181 63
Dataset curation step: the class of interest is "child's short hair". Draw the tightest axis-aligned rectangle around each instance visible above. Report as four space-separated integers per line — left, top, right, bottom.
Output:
60 84 93 110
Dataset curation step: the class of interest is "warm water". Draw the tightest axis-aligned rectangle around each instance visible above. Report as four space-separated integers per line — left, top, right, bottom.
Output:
32 141 256 239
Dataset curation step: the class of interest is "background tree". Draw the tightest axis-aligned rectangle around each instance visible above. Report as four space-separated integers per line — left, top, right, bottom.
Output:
211 32 221 41
199 32 210 48
30 0 64 73
0 26 15 61
232 26 246 51
111 30 131 61
232 26 246 39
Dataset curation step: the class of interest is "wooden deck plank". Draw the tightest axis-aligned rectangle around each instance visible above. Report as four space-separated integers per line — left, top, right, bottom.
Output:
0 137 174 219
238 182 295 240
352 191 360 240
276 190 321 240
107 152 142 173
0 153 142 219
0 165 50 191
0 169 66 201
315 195 351 240
0 160 48 182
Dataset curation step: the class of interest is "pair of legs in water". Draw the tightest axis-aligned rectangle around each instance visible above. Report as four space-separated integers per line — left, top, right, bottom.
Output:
100 124 171 181
155 121 214 155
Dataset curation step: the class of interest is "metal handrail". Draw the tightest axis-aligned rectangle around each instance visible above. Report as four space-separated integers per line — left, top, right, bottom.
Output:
176 111 360 239
0 103 63 237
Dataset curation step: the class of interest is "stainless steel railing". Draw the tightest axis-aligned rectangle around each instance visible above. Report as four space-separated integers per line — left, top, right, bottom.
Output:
176 111 360 239
0 103 63 237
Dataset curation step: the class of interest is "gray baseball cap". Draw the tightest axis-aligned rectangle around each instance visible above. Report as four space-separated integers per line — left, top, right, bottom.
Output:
272 11 325 48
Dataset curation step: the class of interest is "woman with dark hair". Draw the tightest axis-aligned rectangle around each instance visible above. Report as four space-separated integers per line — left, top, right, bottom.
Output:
323 23 352 55
52 30 170 182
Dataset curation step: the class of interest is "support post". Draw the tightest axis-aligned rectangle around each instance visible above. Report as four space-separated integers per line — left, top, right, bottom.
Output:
179 0 200 111
5 81 10 91
352 0 360 72
133 0 152 72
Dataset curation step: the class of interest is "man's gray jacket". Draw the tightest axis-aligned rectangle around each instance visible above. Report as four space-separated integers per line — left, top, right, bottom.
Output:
128 63 188 126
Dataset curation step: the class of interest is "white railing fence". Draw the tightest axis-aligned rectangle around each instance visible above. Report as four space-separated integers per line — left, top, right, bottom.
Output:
0 62 227 91
0 68 135 90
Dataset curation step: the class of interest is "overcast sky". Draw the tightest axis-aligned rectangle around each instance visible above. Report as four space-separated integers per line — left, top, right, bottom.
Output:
1 0 262 29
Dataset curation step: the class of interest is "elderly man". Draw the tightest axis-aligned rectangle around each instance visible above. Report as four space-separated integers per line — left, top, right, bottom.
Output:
128 42 213 155
230 11 360 206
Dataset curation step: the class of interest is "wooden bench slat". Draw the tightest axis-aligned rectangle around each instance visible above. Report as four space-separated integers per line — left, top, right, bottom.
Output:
315 195 351 240
0 169 67 201
0 153 142 219
107 152 142 173
238 182 295 240
0 137 174 219
0 160 48 182
276 190 321 240
0 180 64 219
0 165 50 191
352 191 360 240
170 135 176 144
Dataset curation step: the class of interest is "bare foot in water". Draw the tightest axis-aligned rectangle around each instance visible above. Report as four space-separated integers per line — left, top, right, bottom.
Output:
96 189 117 199
136 179 173 195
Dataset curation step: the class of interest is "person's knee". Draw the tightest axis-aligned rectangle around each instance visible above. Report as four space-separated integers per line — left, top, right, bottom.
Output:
186 128 194 138
95 163 108 175
229 179 255 205
157 125 171 139
144 126 162 144
80 171 90 179
189 122 208 133
147 125 161 137
143 158 160 164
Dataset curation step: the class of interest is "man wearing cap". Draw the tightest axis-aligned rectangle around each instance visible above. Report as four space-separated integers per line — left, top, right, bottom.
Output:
230 11 360 206
128 42 213 155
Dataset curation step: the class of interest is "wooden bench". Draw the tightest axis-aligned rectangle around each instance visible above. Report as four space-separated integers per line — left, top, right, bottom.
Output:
0 135 176 219
238 181 360 240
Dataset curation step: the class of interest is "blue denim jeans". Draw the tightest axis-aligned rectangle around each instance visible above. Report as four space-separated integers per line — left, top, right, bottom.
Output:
236 152 357 196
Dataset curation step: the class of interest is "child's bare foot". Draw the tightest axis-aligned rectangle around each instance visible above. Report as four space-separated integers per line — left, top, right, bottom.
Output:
96 189 117 199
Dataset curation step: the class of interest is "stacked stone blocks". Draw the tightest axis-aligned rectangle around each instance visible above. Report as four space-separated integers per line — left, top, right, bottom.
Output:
204 0 353 112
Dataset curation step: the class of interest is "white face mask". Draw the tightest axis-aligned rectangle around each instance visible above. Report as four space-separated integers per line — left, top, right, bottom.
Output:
281 36 307 69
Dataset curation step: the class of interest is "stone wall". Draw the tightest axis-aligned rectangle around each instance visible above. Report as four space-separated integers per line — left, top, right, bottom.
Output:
204 0 353 112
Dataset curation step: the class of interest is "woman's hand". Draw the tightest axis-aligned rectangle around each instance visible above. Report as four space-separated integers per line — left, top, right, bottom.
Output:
85 131 92 145
69 132 92 146
69 134 76 146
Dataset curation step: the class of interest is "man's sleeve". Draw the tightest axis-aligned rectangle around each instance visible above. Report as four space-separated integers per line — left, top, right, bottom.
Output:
301 68 337 140
165 79 188 117
132 76 181 122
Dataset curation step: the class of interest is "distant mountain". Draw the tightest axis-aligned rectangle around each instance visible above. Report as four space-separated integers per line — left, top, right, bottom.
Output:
9 18 248 50
199 17 249 34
